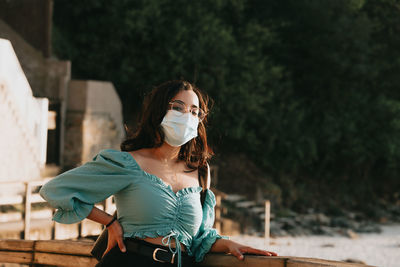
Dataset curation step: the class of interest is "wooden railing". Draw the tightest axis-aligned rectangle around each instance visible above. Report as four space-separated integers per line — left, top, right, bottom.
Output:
0 179 53 239
0 239 373 267
0 179 372 267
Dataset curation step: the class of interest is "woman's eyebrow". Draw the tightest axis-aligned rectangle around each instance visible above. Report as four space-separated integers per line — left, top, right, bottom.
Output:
173 99 199 108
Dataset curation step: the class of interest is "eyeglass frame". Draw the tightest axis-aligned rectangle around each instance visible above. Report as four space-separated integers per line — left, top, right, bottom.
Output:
167 100 207 121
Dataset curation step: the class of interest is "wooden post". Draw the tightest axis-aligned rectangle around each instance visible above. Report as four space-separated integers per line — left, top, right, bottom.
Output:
78 222 83 238
51 209 56 240
264 200 270 246
215 195 222 233
22 182 32 240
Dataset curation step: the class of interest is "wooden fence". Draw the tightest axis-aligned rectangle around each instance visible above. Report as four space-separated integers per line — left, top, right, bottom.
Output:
0 179 117 240
0 239 373 267
0 180 373 267
0 179 53 239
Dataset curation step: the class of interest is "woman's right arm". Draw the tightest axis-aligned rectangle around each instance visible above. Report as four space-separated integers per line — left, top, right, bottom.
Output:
39 150 135 254
86 206 126 255
39 149 134 224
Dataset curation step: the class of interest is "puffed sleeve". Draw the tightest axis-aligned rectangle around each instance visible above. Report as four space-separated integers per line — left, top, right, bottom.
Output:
39 149 133 224
189 189 229 263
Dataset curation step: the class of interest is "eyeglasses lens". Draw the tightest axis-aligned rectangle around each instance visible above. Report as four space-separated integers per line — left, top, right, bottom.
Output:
169 102 205 121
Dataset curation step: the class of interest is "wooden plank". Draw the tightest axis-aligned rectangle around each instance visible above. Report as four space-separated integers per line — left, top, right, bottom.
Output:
287 259 337 267
34 252 97 267
0 218 53 233
0 251 33 264
0 178 50 205
288 258 374 267
31 193 46 203
0 181 25 185
0 178 51 186
198 254 287 267
0 239 34 251
0 195 23 205
23 183 32 240
34 240 94 256
28 178 52 187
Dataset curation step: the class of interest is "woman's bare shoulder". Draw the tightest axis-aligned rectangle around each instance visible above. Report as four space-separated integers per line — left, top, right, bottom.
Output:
128 148 152 158
127 149 156 168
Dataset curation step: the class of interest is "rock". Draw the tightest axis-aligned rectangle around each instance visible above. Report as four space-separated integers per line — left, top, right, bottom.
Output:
356 223 381 233
279 218 297 230
379 217 388 223
312 225 336 236
270 221 288 237
331 226 344 235
299 214 316 225
316 213 331 225
344 211 357 220
287 226 306 236
331 217 352 228
307 208 315 214
286 210 298 218
345 229 359 239
254 231 264 237
343 258 366 264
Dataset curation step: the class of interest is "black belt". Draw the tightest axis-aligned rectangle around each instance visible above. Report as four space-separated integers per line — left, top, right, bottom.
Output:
124 238 195 265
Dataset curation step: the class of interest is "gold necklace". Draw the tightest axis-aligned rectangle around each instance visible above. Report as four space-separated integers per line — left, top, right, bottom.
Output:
161 159 180 185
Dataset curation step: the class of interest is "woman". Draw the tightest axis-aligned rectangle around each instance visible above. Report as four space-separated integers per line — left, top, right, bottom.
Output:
40 80 277 267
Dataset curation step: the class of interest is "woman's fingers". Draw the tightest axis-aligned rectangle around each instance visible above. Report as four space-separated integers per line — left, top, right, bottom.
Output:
117 237 126 252
231 248 245 260
102 246 111 258
108 221 126 253
240 246 278 257
269 251 278 256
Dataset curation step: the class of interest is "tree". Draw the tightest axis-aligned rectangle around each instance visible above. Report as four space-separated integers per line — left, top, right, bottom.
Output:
53 0 400 213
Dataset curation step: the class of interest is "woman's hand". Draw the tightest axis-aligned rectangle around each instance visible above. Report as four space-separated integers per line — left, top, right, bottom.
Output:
225 239 278 260
102 219 126 257
86 207 127 257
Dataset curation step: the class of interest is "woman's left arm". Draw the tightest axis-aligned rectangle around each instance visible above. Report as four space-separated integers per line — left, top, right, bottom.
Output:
210 238 278 260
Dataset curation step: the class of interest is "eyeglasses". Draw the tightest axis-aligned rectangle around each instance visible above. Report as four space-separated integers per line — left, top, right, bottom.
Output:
167 100 206 121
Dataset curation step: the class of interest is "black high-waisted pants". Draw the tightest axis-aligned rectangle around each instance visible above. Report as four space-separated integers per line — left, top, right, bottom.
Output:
95 239 182 267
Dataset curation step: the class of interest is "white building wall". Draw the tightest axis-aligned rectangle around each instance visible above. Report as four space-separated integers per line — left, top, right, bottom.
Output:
0 38 48 183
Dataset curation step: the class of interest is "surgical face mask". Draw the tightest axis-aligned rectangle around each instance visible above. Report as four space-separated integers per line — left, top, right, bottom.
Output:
160 110 199 147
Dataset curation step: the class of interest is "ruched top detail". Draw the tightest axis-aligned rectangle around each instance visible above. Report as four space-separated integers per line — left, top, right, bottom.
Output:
39 149 229 266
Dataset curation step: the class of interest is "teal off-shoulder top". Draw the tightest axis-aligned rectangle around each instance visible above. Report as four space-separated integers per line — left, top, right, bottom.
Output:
39 149 229 267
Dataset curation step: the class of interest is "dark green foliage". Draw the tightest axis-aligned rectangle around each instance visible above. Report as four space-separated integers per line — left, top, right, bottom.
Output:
53 0 400 212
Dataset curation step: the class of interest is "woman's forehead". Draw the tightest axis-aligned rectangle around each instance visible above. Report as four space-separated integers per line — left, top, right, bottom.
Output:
172 90 199 107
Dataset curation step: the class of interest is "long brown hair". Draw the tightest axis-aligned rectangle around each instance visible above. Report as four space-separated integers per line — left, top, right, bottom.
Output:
120 80 213 170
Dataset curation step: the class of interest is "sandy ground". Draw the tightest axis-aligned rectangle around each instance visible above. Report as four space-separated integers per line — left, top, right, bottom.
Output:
229 224 400 267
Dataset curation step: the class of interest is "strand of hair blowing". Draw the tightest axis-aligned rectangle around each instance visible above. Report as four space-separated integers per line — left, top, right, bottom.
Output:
120 80 213 170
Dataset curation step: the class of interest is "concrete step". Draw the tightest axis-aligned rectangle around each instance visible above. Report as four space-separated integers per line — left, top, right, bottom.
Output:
235 200 257 208
224 194 246 202
250 206 265 214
